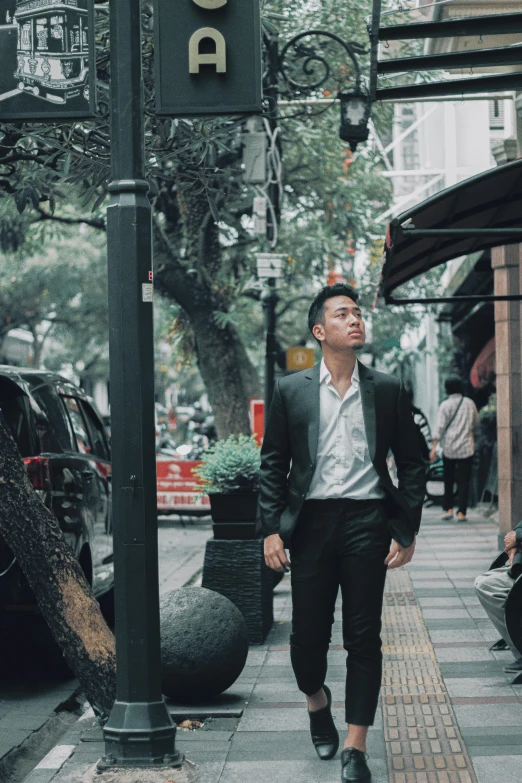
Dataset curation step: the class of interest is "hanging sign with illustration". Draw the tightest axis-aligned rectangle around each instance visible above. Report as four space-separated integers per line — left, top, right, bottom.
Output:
155 0 262 116
0 0 95 121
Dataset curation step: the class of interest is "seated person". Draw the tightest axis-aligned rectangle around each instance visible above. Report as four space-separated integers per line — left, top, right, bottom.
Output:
475 521 522 673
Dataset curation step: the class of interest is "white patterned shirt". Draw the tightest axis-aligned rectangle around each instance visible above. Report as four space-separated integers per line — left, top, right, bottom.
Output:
432 394 480 460
306 359 384 500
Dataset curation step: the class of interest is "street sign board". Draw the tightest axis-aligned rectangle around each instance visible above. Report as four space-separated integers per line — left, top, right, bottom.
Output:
154 0 262 116
256 253 285 278
286 346 315 371
249 398 264 445
0 0 96 121
156 456 210 514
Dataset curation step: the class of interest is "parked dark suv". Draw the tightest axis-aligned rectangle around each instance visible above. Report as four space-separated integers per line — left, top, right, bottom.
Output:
0 366 113 614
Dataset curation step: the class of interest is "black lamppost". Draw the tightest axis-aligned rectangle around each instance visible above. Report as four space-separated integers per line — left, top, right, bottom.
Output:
98 0 182 770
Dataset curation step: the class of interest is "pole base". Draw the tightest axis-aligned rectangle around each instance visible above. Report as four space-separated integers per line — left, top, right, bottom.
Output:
96 751 184 772
102 700 181 768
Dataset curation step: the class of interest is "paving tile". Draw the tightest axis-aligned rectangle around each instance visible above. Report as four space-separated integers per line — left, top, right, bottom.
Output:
453 703 522 727
424 619 479 630
471 755 522 783
433 647 499 663
421 609 473 620
218 758 389 783
443 677 514 698
0 727 31 746
439 661 508 679
236 705 347 732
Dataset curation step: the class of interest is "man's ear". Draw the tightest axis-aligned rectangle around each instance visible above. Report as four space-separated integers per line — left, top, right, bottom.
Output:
312 323 324 343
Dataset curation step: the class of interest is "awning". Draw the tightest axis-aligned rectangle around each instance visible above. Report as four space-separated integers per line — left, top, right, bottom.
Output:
379 158 522 303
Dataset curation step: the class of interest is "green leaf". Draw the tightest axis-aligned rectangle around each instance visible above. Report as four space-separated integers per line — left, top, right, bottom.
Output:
207 195 220 223
63 152 72 178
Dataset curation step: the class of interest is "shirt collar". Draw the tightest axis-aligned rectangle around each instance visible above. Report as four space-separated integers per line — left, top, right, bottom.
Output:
320 358 359 387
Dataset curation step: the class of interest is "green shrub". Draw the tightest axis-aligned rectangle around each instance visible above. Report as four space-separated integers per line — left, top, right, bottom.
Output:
194 434 261 494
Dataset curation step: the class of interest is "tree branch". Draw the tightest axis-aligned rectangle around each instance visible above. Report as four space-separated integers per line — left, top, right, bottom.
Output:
276 295 312 318
34 207 106 231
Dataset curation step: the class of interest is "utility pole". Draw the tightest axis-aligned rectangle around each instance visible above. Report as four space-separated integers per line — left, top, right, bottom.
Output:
99 0 181 770
262 280 279 411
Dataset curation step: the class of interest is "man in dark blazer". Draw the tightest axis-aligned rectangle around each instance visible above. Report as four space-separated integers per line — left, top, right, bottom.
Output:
260 283 426 783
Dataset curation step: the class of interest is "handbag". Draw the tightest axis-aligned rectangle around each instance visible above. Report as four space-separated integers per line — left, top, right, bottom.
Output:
436 397 464 458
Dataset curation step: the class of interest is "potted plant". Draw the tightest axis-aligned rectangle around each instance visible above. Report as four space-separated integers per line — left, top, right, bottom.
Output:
194 434 261 539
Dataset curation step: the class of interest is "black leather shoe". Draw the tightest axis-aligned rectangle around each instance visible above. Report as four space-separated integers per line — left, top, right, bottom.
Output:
308 684 339 760
341 747 372 782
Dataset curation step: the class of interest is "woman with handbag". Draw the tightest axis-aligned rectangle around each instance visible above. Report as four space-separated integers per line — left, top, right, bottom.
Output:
430 376 480 521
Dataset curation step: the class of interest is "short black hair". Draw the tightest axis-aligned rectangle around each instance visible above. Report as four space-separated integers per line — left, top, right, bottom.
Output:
445 375 463 395
307 283 359 339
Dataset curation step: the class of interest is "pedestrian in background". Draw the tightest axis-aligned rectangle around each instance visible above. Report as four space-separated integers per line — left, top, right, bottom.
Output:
430 376 480 522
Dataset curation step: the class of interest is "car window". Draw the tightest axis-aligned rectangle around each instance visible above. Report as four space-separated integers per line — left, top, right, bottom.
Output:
79 400 109 461
0 379 34 457
31 385 76 452
62 396 92 455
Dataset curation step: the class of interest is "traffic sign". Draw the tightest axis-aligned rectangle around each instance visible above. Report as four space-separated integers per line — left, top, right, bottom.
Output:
286 346 315 371
256 253 285 278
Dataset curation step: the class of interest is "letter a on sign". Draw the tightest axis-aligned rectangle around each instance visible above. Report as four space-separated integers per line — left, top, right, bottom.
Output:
189 28 227 73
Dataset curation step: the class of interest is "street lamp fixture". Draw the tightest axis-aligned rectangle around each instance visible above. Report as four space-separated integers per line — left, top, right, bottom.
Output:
277 30 372 148
338 89 372 150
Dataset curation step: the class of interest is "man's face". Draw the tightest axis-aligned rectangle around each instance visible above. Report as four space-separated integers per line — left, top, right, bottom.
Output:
312 296 366 351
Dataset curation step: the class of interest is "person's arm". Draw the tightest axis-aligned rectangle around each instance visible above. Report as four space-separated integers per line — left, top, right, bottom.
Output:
472 401 480 437
385 383 427 570
504 519 522 553
259 381 291 572
390 382 427 535
430 402 447 463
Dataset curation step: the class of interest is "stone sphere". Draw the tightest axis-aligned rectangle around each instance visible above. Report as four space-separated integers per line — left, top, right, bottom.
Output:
160 587 249 701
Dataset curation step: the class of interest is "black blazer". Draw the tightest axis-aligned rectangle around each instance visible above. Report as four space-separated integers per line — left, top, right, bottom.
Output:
259 361 426 548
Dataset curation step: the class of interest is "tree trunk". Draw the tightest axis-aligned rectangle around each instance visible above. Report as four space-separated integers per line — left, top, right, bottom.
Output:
0 417 116 720
155 186 262 438
191 309 260 438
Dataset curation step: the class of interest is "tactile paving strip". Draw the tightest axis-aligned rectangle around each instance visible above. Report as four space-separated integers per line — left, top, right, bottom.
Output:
381 569 478 783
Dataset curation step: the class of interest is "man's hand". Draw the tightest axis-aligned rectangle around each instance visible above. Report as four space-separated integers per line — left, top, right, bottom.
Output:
385 537 416 570
264 533 290 573
509 547 517 568
504 530 517 553
429 447 437 464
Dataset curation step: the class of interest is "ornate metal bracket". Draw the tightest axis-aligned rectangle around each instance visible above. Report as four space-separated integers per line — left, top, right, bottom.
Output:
278 30 367 96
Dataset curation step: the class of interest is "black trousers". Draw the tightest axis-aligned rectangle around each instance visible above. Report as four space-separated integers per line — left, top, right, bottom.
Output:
289 497 391 726
443 455 473 515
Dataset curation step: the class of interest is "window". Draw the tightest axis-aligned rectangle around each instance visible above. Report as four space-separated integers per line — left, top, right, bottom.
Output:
20 23 31 51
30 385 75 453
489 99 505 131
34 15 66 54
0 380 33 457
63 396 91 454
79 400 109 461
35 18 48 50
